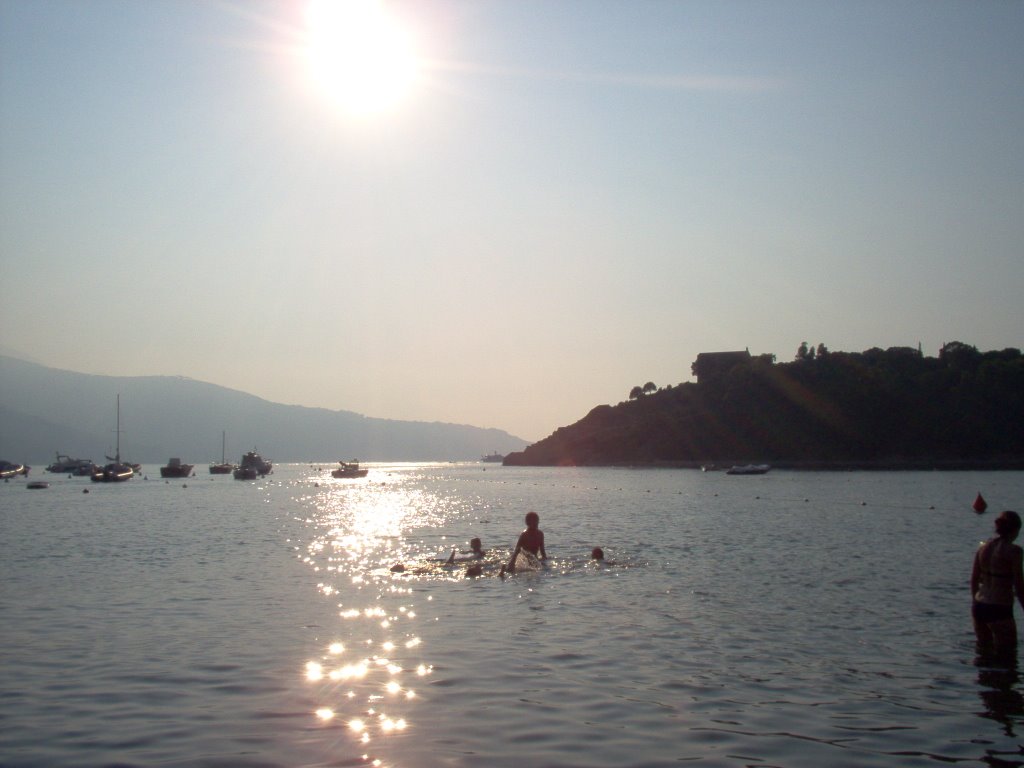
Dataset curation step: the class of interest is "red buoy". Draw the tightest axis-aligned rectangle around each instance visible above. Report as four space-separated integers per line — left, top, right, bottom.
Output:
973 493 988 514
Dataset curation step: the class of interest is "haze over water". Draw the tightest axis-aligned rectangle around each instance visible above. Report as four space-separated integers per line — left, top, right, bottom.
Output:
2 464 1023 766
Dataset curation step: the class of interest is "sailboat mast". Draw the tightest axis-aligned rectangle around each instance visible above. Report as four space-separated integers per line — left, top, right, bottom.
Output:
115 394 121 463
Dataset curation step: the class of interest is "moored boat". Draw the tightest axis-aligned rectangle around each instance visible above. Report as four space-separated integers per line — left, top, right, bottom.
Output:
332 460 368 479
234 449 272 480
92 461 134 482
481 452 504 463
209 431 235 474
725 464 771 475
160 458 194 478
91 395 134 483
0 461 29 479
47 453 95 475
27 481 49 489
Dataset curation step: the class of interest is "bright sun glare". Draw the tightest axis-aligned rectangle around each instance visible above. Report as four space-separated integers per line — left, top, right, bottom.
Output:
304 0 419 116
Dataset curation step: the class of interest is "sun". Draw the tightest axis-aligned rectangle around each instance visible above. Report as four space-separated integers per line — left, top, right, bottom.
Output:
304 0 419 116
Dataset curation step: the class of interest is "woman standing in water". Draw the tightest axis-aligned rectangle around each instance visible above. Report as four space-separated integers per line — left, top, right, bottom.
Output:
971 510 1024 655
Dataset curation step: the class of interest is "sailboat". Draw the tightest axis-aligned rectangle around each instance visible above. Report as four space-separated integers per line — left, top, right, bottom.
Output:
209 431 235 474
91 395 134 482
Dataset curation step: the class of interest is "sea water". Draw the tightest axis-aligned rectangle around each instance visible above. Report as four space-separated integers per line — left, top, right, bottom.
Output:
2 464 1024 767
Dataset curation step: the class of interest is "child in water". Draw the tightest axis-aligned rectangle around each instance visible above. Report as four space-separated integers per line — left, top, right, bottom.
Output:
446 537 485 563
502 511 546 575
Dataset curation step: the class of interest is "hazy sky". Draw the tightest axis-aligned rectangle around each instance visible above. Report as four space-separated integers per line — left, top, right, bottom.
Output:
1 1 1021 442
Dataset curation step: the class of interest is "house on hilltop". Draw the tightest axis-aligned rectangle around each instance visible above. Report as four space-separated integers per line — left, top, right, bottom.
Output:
691 350 751 384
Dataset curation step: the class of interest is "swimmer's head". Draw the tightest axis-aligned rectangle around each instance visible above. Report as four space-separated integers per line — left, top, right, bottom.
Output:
996 510 1022 538
591 547 604 560
470 537 482 552
465 565 483 578
525 511 539 527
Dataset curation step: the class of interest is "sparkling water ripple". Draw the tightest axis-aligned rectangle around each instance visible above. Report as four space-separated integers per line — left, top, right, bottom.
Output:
1 465 1023 766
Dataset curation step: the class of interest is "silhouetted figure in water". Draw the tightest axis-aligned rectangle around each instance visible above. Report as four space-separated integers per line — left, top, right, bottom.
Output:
972 510 1024 656
447 537 485 563
501 511 546 575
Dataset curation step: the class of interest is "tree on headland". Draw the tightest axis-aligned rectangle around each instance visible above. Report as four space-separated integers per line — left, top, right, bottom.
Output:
643 382 657 395
629 385 644 400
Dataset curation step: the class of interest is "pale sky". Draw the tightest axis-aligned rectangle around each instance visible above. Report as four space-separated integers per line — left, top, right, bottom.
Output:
1 1 1021 442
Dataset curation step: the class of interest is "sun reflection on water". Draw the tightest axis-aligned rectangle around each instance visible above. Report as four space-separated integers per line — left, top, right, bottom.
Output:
293 465 456 762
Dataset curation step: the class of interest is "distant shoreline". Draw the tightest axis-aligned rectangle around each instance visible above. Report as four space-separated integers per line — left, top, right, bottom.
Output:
504 458 1024 471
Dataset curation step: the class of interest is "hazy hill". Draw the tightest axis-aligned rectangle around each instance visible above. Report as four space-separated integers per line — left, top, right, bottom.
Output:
504 342 1024 468
0 356 528 465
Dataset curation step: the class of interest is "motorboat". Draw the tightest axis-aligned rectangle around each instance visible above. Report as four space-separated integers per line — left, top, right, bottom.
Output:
26 481 49 489
332 460 368 479
481 452 504 463
46 453 95 475
159 458 194 478
209 431 235 474
233 466 258 480
725 464 771 475
234 449 272 480
0 461 29 479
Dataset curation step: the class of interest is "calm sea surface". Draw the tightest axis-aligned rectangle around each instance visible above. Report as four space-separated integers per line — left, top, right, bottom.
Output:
2 464 1024 767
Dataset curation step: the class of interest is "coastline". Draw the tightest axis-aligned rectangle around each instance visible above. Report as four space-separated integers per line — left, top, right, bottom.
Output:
502 457 1024 471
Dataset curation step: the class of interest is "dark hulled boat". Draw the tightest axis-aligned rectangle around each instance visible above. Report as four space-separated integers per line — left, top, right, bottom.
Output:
209 431 235 474
332 460 368 479
160 458 194 478
234 450 272 480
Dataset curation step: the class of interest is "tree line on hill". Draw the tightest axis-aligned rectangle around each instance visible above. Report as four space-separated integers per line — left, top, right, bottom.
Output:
504 342 1024 468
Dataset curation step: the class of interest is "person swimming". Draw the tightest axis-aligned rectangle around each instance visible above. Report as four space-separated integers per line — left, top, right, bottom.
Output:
446 537 485 563
590 546 617 566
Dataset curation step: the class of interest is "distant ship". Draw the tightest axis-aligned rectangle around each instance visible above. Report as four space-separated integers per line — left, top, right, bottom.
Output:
481 452 504 463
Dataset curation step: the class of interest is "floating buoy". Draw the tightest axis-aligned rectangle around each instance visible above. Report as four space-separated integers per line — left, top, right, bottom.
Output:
973 493 988 514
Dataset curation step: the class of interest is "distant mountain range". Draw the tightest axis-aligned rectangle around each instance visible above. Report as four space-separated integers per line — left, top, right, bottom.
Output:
0 356 528 465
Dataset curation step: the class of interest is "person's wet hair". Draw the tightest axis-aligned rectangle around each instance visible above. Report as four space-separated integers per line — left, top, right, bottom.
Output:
995 510 1021 537
591 547 604 560
525 511 539 526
